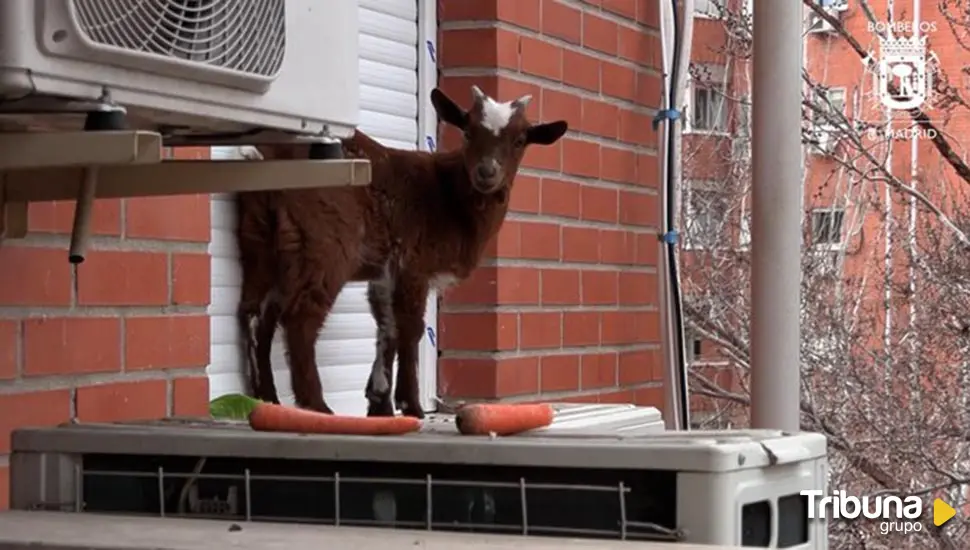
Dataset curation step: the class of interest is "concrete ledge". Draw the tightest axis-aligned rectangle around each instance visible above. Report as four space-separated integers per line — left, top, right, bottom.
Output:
0 511 742 550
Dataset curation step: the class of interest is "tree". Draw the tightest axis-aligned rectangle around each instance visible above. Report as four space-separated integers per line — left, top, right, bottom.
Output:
680 1 970 547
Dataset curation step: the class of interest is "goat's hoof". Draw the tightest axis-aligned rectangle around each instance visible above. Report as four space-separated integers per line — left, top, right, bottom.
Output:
367 399 395 417
400 405 425 420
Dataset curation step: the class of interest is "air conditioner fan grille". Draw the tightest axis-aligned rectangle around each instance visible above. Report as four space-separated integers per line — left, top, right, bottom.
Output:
71 0 285 77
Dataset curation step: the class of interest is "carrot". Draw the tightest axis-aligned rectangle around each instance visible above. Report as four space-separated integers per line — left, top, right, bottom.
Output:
455 403 555 436
248 402 422 435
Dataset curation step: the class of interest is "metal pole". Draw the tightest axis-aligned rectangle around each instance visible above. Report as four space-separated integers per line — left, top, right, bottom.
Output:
750 0 803 432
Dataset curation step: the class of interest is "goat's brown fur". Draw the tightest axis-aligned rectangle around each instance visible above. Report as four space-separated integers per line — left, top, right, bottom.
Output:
235 86 567 418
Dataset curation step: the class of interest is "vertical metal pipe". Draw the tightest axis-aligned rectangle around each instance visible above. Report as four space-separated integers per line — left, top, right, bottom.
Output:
750 0 804 431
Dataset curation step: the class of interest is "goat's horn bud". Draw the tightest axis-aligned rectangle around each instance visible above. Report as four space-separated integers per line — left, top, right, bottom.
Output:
471 85 487 104
513 95 533 110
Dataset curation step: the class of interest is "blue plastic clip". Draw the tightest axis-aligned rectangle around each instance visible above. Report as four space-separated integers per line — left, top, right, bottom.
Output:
661 231 680 244
652 108 681 130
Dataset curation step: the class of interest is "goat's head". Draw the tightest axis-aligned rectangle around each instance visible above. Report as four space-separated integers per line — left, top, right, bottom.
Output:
431 85 568 195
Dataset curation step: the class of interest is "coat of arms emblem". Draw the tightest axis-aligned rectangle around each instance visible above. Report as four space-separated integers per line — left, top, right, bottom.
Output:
877 34 929 110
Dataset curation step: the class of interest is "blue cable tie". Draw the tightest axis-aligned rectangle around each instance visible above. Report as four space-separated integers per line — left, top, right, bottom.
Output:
652 108 681 130
661 231 679 244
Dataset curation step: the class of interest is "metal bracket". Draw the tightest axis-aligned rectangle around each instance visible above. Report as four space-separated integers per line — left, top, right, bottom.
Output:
0 130 371 262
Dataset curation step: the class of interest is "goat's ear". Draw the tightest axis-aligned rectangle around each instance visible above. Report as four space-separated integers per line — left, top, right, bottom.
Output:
527 121 568 145
431 88 468 130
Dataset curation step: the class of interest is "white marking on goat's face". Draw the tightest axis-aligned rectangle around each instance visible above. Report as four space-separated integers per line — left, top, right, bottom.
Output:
480 96 515 136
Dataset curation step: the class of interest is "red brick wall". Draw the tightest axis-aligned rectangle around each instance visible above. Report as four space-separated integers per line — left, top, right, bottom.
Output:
0 147 212 509
435 0 665 408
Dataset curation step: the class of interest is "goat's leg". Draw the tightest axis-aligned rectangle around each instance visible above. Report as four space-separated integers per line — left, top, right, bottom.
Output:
253 297 282 404
365 276 398 417
392 277 430 419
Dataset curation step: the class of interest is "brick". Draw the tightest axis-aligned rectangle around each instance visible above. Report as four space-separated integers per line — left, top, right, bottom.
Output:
634 232 660 266
0 465 7 510
635 0 660 27
0 390 71 453
581 352 618 389
0 247 72 306
496 0 541 31
581 270 619 305
619 350 659 385
633 385 664 409
444 266 540 306
0 321 16 379
439 0 497 20
172 253 211 306
172 376 211 417
582 13 618 55
637 153 660 187
601 147 638 184
168 147 210 160
522 138 561 171
617 26 658 68
77 250 168 306
540 355 581 392
602 62 638 102
438 356 537 399
540 89 582 130
619 190 659 227
498 78 542 119
581 99 619 139
620 111 656 146
562 139 600 179
562 226 600 263
600 229 636 264
519 312 562 349
509 175 540 214
580 186 619 223
28 199 121 236
541 268 581 305
540 178 580 218
23 317 121 376
520 36 562 81
518 221 561 260
563 312 600 346
496 356 540 397
619 272 656 305
542 0 582 44
438 312 518 351
125 195 210 242
562 50 600 92
602 0 637 19
126 316 209 370
636 71 663 109
441 29 518 70
76 380 168 423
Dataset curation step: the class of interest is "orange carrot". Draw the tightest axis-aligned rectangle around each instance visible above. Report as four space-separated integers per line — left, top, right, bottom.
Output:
248 402 422 435
455 403 555 436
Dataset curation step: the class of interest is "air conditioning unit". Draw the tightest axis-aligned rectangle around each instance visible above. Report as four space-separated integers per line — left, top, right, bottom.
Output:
811 126 839 155
8 404 828 548
0 0 360 139
807 5 843 35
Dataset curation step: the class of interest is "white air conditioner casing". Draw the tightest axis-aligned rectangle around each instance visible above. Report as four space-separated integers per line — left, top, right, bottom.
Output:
0 0 360 138
9 406 828 548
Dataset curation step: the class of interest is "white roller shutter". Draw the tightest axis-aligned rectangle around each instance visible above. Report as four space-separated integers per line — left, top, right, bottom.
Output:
207 0 438 415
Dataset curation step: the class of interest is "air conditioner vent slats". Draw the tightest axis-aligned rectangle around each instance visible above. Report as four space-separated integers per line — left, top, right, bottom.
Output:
71 0 285 77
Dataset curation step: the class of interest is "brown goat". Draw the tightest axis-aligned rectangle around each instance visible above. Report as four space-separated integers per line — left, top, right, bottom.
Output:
235 86 568 418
